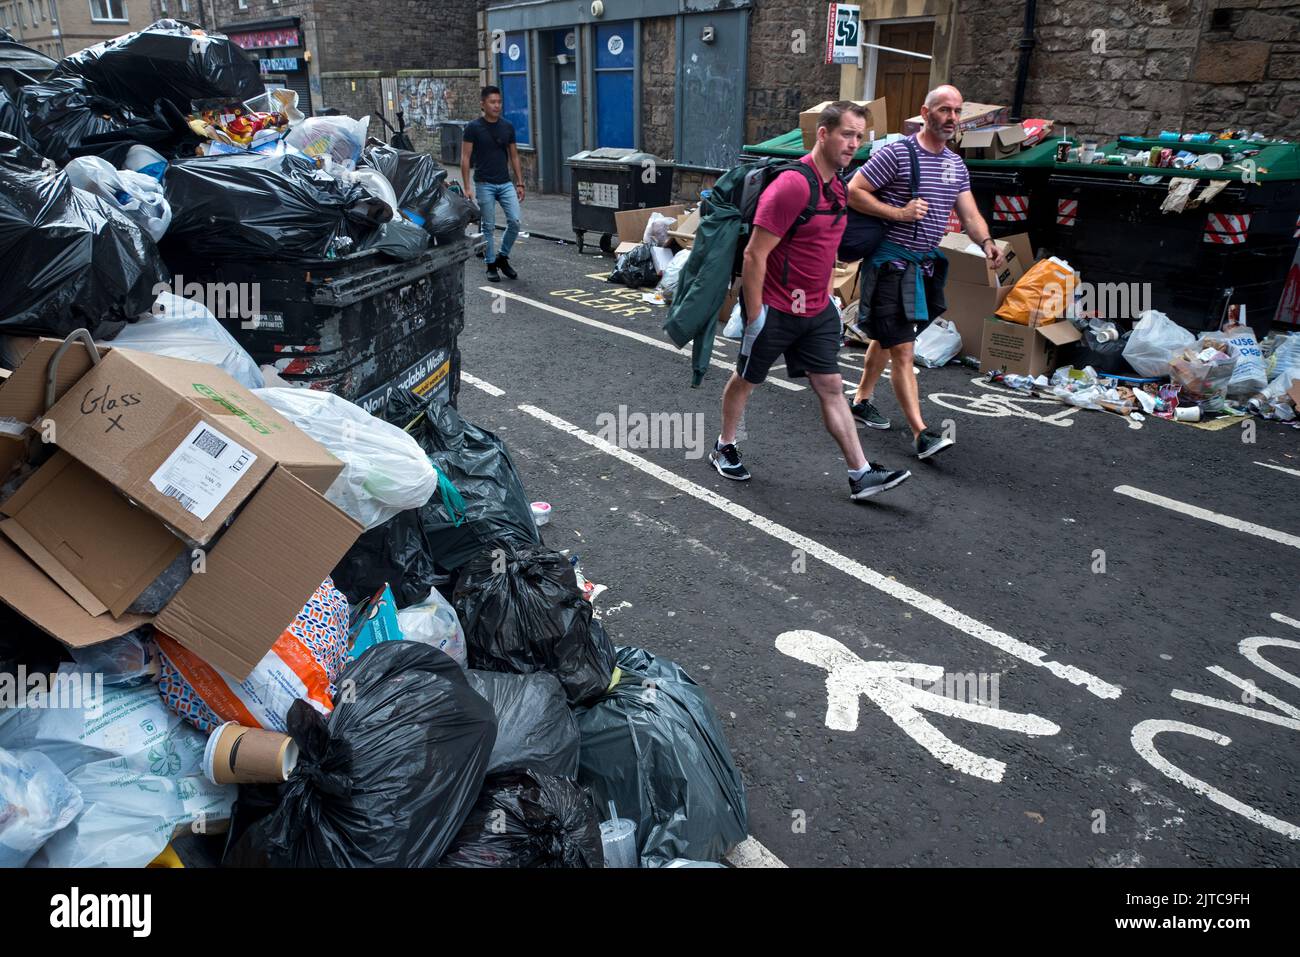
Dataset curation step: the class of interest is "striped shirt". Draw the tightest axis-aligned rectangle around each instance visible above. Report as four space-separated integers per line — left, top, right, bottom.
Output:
858 134 970 253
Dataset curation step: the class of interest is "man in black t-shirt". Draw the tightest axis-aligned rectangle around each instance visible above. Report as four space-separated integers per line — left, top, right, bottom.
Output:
460 86 525 281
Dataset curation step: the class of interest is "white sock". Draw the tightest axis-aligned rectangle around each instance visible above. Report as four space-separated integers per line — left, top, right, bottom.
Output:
848 464 871 480
716 435 730 450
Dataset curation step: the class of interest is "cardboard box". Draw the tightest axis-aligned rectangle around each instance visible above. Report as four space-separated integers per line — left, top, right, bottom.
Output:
957 124 1027 161
903 102 1009 136
717 277 741 327
668 208 700 249
938 232 1032 360
0 341 363 680
614 204 688 245
980 315 1081 377
832 261 862 307
800 97 888 150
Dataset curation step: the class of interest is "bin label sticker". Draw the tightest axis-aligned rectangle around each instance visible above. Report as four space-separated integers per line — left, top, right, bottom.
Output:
356 348 452 414
149 422 256 521
607 35 624 56
578 181 619 208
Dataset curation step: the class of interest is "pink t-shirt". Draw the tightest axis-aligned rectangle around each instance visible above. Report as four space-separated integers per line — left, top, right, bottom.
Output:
751 155 847 315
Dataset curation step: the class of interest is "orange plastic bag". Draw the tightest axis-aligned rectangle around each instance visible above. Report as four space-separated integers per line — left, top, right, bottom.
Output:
995 257 1077 326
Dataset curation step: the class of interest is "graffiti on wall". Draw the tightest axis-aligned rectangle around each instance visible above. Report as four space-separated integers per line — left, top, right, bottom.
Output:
400 77 452 129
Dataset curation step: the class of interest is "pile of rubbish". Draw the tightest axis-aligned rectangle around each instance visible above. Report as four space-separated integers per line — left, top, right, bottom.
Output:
0 21 747 870
0 336 749 869
987 304 1300 426
0 18 480 346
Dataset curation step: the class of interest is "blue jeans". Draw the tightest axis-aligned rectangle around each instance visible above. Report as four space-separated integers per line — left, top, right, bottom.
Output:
475 181 521 265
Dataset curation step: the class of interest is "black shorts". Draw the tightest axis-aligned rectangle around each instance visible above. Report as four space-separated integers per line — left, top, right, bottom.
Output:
736 300 842 385
866 266 919 349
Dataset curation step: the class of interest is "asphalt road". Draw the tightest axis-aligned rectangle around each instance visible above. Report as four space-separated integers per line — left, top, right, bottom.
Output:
456 234 1300 868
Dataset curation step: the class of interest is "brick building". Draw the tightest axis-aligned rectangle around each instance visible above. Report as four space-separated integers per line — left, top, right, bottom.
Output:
0 0 153 59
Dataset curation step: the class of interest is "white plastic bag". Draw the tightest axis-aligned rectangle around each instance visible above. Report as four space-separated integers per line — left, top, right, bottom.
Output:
0 667 235 868
1221 324 1267 396
659 248 691 299
285 114 369 170
915 318 962 368
397 586 467 667
347 167 398 215
110 292 265 389
1123 310 1197 377
722 300 744 339
0 748 83 868
66 155 173 241
253 386 440 529
643 212 675 247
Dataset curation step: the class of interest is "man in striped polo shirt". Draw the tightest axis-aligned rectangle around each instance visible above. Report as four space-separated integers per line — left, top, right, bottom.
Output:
847 84 1006 460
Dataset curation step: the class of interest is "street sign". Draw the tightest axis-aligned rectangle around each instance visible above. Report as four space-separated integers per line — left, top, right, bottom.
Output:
825 3 861 65
561 80 577 96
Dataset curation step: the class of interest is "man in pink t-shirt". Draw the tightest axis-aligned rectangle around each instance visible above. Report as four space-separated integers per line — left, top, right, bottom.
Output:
710 102 912 501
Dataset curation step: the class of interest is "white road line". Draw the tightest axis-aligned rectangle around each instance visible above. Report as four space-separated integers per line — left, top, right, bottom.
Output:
1114 485 1300 550
726 836 787 868
461 372 505 396
1255 461 1300 479
1273 612 1300 631
517 402 1122 699
479 286 805 392
1132 719 1300 841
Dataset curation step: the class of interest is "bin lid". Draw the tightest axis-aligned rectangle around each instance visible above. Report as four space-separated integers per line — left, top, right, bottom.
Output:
567 148 671 167
1054 138 1299 181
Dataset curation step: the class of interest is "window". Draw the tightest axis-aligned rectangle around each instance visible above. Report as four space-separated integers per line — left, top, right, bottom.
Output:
495 30 531 147
238 0 248 9
89 0 128 21
593 22 634 149
28 0 41 22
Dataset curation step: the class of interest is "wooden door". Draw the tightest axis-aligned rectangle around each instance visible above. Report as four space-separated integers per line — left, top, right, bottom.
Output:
874 22 935 135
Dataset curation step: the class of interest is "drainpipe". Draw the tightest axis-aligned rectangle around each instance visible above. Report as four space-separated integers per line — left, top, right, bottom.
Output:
1011 0 1037 121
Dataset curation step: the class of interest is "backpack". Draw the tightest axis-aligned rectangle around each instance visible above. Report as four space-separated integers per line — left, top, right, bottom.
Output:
837 138 920 263
733 157 847 289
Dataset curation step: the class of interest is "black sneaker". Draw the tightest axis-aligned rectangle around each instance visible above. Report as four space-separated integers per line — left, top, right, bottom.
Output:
496 255 518 280
915 429 954 460
849 465 911 500
850 398 890 430
486 262 500 282
709 443 751 481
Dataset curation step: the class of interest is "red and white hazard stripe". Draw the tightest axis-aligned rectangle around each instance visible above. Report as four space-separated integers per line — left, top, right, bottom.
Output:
1203 213 1251 245
946 209 962 234
992 194 1029 222
1056 198 1078 227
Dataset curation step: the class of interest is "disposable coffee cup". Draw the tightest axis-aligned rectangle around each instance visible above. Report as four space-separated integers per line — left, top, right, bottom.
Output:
531 501 552 526
600 801 639 868
203 722 299 786
1174 406 1202 422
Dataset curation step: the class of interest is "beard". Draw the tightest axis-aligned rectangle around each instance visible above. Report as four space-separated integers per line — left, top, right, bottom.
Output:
928 116 956 142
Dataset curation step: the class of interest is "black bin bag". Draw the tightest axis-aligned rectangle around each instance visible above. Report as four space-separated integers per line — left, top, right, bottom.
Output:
18 77 141 167
454 543 617 707
0 131 166 338
362 143 448 220
437 770 604 868
465 670 580 777
375 389 540 572
51 19 262 113
164 151 390 261
330 508 438 609
222 642 496 868
574 646 749 866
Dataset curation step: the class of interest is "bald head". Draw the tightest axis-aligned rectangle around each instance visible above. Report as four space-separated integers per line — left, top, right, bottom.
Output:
924 85 963 110
920 85 964 143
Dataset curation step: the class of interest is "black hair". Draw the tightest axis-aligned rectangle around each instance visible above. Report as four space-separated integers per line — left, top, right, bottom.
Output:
481 85 502 101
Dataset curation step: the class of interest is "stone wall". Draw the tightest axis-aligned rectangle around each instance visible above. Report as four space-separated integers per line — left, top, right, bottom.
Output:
747 0 844 144
948 0 1300 140
641 16 676 161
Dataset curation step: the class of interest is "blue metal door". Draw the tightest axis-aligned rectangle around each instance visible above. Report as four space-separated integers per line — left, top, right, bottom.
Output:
594 22 634 149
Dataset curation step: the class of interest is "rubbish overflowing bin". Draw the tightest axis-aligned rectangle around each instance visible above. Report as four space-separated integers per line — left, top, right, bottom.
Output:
162 238 471 412
567 147 674 254
1043 138 1300 333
